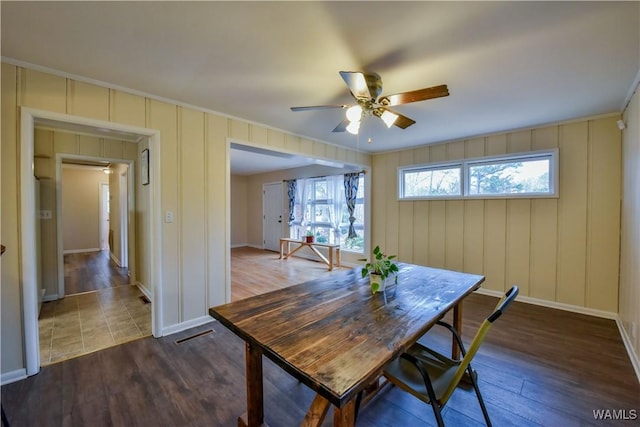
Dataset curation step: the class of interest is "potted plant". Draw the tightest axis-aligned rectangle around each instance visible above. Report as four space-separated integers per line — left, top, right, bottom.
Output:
305 230 314 243
360 245 399 294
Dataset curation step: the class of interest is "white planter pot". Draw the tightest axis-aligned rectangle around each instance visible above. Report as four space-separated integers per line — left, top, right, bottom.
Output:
369 273 386 293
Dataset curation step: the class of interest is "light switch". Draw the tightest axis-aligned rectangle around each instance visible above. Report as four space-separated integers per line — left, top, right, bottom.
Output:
39 210 52 220
165 211 174 223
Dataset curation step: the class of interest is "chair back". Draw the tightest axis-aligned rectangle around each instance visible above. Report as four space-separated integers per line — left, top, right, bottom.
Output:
440 285 519 404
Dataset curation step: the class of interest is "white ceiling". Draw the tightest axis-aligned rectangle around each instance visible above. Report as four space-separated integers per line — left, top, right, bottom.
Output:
2 1 639 160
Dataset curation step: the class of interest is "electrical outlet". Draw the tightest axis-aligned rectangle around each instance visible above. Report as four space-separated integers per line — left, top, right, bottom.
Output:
39 210 52 220
165 211 174 223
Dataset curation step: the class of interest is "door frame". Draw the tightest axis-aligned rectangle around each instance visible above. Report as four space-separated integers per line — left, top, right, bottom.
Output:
56 155 135 297
100 182 110 251
20 107 163 376
119 170 129 268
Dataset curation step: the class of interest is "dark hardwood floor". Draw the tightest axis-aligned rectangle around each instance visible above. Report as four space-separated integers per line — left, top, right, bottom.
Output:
64 251 129 295
3 247 639 426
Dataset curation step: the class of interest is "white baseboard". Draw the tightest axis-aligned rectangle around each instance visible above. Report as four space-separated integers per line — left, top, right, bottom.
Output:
63 248 101 254
616 317 640 383
475 287 639 383
474 287 618 319
230 243 248 249
110 252 122 267
42 293 59 302
1 368 27 386
162 315 214 336
136 281 151 301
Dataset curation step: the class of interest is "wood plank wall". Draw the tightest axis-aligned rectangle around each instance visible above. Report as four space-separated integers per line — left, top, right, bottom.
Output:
0 63 371 374
371 116 622 313
620 86 640 363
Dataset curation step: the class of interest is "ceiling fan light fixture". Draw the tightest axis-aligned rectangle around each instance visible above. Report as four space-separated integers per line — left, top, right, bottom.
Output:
380 110 399 128
346 105 363 122
346 121 360 135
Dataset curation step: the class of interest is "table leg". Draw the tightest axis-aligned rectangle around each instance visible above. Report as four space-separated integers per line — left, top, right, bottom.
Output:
452 302 463 360
279 239 284 259
239 341 267 427
335 248 341 267
328 247 333 271
301 394 331 426
333 399 355 427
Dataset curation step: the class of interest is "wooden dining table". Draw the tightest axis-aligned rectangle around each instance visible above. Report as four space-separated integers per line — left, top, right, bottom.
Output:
209 263 485 427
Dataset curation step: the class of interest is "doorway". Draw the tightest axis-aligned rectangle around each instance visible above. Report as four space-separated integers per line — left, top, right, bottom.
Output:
19 107 163 376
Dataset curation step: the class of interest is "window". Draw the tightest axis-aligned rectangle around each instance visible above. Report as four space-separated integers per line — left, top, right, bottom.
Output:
399 150 558 200
290 174 365 252
400 165 461 198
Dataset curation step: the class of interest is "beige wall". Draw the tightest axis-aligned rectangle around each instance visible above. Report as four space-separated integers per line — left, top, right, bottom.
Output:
61 167 109 252
620 85 640 364
230 175 248 247
0 63 370 376
371 115 622 313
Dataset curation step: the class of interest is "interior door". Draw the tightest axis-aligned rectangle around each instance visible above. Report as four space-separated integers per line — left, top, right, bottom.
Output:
263 182 283 252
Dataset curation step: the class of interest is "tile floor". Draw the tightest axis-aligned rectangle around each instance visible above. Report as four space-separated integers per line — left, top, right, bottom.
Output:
39 285 152 366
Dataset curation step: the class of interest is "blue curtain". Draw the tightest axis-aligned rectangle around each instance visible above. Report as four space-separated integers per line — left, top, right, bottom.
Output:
343 173 360 239
285 180 297 226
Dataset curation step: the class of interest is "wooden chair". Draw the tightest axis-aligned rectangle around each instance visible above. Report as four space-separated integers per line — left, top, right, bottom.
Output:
383 286 519 427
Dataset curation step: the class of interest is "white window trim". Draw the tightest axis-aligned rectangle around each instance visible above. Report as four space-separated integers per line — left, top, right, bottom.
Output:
398 149 559 201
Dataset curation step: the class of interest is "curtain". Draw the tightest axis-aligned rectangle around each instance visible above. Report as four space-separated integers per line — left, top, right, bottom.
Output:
295 178 309 239
285 179 297 226
327 175 345 245
344 172 360 239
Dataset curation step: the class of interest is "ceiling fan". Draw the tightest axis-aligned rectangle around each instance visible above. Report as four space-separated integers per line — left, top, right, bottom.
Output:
291 71 449 135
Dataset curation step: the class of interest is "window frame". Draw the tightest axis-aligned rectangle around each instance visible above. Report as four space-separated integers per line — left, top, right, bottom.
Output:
398 149 559 201
398 161 464 200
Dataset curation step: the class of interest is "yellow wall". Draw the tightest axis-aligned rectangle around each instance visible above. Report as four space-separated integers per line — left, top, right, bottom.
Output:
371 116 622 313
620 85 640 363
0 63 370 375
230 175 248 247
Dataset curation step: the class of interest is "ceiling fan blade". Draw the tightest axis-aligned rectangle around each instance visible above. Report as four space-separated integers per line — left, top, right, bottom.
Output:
290 105 347 112
339 71 371 100
393 113 416 129
332 118 350 132
379 84 449 106
375 107 416 129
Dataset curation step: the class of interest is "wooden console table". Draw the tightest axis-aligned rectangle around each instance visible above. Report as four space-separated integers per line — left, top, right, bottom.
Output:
279 237 341 271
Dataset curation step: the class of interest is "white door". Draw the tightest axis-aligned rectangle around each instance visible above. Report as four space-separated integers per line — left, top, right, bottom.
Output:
263 182 283 252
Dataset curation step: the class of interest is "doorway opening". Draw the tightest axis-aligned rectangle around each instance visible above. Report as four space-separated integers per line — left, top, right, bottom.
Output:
19 107 163 376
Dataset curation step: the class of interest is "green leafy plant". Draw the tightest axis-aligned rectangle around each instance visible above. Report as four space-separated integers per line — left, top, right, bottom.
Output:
360 245 399 292
306 230 314 237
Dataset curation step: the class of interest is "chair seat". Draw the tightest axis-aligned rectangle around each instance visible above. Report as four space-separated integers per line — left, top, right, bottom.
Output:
384 342 461 405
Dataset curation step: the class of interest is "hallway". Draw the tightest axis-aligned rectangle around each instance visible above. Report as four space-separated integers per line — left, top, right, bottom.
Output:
64 251 129 295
